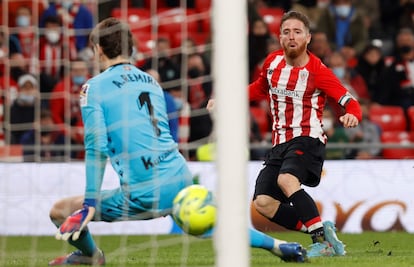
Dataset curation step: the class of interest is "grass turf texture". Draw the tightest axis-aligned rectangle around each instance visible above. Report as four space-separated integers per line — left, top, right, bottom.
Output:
0 232 413 267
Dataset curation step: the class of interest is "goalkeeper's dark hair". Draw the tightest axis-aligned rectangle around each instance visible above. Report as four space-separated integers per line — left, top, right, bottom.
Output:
90 17 133 59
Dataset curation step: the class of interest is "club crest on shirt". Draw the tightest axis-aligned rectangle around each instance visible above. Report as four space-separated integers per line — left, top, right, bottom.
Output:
80 83 89 107
299 71 308 83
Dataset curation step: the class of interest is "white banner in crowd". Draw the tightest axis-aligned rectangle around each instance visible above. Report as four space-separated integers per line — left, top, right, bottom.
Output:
0 160 413 235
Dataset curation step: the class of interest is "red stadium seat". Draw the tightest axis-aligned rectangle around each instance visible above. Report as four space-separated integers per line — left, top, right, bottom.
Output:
381 131 414 159
407 106 414 131
195 0 212 12
133 32 156 54
132 32 170 67
200 16 211 33
143 0 168 9
170 32 210 48
111 8 152 33
250 106 270 138
257 7 284 35
132 31 170 53
369 105 407 132
157 8 200 37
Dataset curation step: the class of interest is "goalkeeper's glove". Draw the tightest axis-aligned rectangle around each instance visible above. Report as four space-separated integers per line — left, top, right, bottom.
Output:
55 204 96 241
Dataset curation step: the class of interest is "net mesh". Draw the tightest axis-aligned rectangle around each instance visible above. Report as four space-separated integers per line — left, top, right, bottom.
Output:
0 0 214 162
0 0 215 266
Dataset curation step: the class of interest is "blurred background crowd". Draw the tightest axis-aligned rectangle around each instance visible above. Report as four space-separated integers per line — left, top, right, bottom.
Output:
1 0 414 162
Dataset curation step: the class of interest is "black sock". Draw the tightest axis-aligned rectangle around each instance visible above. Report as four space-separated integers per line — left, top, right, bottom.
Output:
288 189 321 230
289 189 325 242
310 227 325 243
270 203 302 231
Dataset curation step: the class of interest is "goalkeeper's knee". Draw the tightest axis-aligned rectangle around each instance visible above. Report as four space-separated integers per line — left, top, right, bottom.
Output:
50 205 66 227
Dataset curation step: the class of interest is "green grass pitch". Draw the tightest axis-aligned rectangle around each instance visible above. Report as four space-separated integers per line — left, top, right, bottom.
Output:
1 232 413 266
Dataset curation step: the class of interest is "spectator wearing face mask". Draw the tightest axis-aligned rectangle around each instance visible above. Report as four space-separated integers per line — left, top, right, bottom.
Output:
49 59 89 159
39 15 77 94
9 73 40 144
39 0 94 53
316 0 368 67
328 51 370 101
12 6 37 61
326 51 369 121
6 0 45 27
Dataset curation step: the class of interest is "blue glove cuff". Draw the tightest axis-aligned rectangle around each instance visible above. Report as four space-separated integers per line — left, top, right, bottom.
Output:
83 198 96 207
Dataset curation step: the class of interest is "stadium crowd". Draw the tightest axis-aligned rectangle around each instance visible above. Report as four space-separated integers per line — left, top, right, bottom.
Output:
1 0 414 162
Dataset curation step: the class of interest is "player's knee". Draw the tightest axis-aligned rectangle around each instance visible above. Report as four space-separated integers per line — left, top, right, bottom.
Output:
49 202 62 222
49 199 68 223
50 196 84 223
253 195 280 218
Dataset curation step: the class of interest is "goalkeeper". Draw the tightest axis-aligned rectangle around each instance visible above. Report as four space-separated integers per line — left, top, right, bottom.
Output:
48 17 306 266
47 17 194 266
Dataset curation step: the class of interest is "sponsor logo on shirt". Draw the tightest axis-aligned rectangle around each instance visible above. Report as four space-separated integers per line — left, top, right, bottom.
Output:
270 88 301 98
80 83 89 107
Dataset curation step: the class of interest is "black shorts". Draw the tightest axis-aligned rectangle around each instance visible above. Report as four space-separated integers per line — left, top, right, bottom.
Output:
253 136 325 202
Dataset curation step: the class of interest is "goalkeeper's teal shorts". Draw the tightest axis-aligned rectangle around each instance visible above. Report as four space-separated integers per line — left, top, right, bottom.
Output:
92 163 193 222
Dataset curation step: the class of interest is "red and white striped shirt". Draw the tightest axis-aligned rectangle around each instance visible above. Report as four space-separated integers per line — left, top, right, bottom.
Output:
38 37 77 78
249 50 361 146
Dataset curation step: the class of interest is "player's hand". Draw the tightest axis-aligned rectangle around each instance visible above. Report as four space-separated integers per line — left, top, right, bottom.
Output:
206 99 215 112
55 205 95 241
339 113 359 128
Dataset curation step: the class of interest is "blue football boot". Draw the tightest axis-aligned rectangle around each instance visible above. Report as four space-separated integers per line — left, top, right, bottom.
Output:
307 241 335 258
323 221 346 256
278 242 307 263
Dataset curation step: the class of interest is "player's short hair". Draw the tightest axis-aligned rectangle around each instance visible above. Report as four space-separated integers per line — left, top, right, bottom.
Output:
280 11 311 32
90 17 133 59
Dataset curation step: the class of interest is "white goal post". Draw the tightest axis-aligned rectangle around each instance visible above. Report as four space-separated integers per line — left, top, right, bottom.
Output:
212 0 250 267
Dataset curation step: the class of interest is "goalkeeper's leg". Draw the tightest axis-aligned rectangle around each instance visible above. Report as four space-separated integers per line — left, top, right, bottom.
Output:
49 196 102 265
249 227 307 263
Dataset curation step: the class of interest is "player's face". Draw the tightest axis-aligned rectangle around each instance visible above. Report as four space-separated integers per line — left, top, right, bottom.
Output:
279 19 311 59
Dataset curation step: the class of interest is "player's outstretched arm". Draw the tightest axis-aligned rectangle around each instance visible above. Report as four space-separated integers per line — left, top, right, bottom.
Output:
55 205 96 241
340 97 362 128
